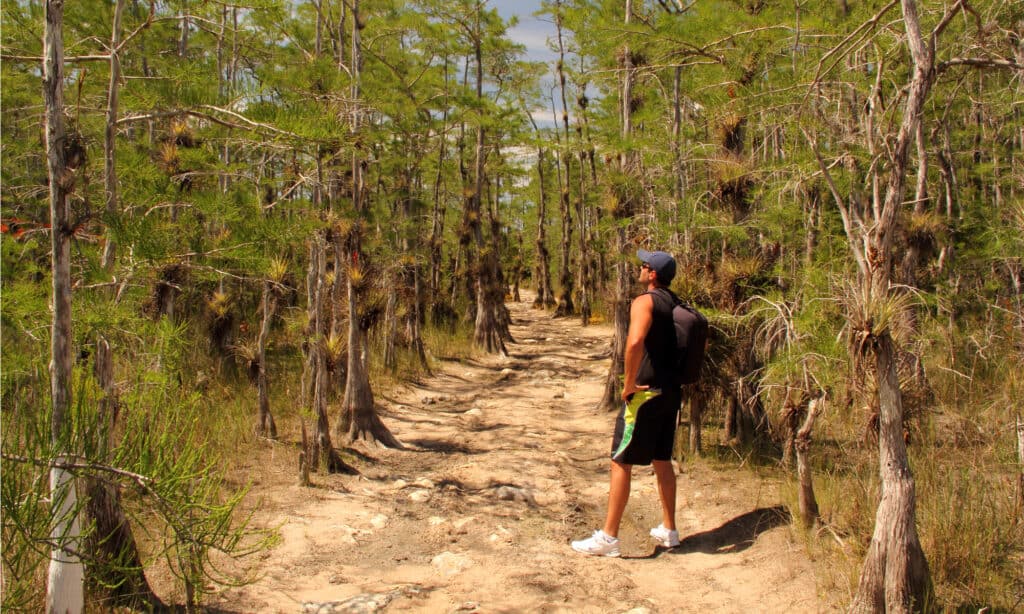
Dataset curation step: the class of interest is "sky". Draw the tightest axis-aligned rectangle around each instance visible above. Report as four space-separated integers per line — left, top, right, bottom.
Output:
491 0 559 67
491 0 562 124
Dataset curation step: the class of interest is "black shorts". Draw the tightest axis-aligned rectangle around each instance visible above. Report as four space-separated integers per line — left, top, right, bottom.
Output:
610 388 681 465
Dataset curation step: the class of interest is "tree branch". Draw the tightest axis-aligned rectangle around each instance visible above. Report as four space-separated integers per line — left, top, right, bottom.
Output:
1 452 155 489
937 57 1021 72
802 127 870 277
805 0 899 93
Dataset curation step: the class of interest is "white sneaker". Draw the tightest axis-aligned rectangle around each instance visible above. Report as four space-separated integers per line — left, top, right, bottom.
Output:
571 530 621 557
650 524 680 548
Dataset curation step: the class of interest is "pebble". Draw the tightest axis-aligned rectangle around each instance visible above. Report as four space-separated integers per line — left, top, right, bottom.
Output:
431 551 473 576
302 592 391 614
494 486 536 505
409 489 431 503
302 586 424 614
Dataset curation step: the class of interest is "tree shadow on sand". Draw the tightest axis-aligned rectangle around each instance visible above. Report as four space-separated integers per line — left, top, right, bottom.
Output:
643 505 791 559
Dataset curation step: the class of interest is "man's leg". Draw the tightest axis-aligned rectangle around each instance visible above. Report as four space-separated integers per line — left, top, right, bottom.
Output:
602 461 632 538
651 460 676 531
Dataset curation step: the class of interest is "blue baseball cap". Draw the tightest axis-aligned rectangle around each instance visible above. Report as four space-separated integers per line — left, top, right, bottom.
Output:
637 249 676 283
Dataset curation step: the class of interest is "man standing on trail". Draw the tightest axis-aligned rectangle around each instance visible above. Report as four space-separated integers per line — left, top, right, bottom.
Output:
572 249 683 557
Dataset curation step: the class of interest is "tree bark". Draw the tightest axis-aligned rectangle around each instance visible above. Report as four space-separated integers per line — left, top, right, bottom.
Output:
597 0 636 411
256 281 278 439
85 337 162 609
429 56 450 307
850 336 932 613
340 1 400 446
408 262 429 371
849 0 936 608
100 0 126 271
686 387 705 456
468 6 507 355
552 3 575 317
383 267 399 371
575 149 591 326
796 396 822 528
305 233 355 473
177 1 188 58
44 0 84 609
530 137 554 307
575 79 601 312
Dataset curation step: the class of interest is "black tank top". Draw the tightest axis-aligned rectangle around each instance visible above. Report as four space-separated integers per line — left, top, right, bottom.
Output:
635 287 678 390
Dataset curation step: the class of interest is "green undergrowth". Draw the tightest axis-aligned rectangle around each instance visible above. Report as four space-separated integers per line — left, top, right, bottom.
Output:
774 392 1023 610
684 323 1022 612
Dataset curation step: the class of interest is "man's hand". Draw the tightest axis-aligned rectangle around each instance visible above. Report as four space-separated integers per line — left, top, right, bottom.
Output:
621 382 650 402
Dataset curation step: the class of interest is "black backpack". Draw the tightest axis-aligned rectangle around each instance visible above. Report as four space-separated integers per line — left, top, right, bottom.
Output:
651 288 708 386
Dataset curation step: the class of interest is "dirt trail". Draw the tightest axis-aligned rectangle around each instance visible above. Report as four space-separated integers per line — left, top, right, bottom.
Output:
212 291 827 613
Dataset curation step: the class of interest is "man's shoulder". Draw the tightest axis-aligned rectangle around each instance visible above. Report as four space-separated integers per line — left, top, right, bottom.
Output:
630 292 654 317
647 286 679 304
632 292 655 307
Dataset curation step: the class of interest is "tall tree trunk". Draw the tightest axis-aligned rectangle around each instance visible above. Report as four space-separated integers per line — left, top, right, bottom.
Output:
597 0 636 411
804 185 820 267
336 0 346 71
686 387 705 456
522 96 555 310
100 0 125 271
724 393 738 442
300 238 317 413
552 3 575 317
44 0 84 609
850 0 936 608
576 150 591 326
340 1 400 446
795 396 822 528
408 262 430 371
671 65 685 246
850 337 931 613
307 233 356 472
533 145 554 308
487 175 513 341
330 230 347 395
383 266 399 371
85 338 162 609
256 281 278 439
429 56 450 308
314 0 323 56
177 2 188 58
469 7 506 355
576 83 603 301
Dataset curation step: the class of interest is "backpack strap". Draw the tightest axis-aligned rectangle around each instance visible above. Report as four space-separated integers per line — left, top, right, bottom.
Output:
647 287 680 309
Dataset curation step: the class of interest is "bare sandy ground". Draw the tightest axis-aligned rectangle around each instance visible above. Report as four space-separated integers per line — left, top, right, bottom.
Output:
209 291 831 613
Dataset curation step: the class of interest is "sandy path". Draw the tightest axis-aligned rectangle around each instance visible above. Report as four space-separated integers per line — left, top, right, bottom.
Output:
212 292 828 613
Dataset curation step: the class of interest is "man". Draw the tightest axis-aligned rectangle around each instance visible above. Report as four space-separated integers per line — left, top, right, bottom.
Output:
572 249 683 557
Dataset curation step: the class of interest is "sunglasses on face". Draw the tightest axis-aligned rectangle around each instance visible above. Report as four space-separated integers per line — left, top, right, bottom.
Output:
640 263 651 270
